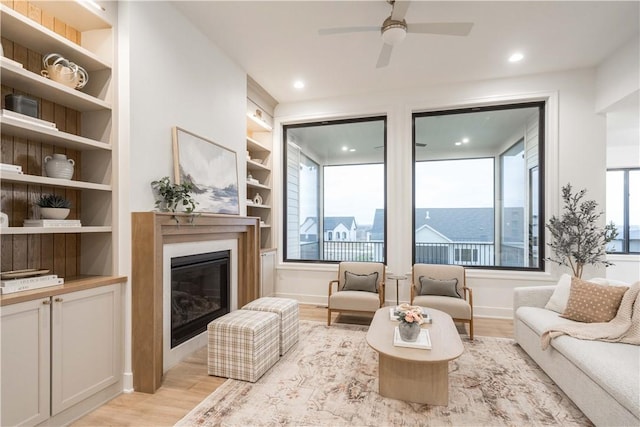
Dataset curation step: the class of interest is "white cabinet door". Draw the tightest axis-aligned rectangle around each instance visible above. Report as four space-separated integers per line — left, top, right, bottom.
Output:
51 284 121 415
1 298 51 427
260 250 276 297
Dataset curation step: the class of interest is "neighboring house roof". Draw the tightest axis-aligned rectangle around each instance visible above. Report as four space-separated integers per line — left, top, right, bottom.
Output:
371 208 506 242
323 216 357 232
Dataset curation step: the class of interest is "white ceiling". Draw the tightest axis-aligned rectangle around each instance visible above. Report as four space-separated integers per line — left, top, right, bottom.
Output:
172 1 639 104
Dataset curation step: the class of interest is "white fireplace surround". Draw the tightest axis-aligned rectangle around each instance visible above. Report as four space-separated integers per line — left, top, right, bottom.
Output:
163 239 238 372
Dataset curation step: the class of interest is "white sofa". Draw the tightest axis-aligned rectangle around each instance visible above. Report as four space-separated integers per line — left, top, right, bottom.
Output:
514 285 640 427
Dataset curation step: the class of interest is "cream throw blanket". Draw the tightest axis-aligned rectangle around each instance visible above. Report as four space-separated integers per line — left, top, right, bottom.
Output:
541 282 640 350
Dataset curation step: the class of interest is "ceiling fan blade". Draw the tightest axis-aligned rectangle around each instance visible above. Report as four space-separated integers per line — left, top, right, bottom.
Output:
376 43 393 68
406 22 474 36
390 0 411 21
318 26 380 36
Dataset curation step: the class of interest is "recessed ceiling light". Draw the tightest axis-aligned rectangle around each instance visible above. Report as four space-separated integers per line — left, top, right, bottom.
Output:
455 142 462 146
509 52 524 63
349 148 356 152
293 80 305 89
462 138 469 143
342 146 348 151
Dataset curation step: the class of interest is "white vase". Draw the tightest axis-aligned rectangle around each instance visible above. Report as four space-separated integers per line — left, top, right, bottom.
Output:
398 321 420 342
44 154 75 179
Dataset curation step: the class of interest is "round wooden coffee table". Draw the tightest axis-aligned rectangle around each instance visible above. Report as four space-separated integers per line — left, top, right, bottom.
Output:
366 307 464 405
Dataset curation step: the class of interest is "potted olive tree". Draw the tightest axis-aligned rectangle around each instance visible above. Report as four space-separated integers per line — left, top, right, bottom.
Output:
545 184 618 278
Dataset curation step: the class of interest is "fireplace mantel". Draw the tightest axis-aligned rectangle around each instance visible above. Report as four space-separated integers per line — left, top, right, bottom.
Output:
131 212 261 393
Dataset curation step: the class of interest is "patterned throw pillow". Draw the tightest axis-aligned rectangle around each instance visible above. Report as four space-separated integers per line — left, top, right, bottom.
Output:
560 277 628 323
343 271 378 293
418 276 461 298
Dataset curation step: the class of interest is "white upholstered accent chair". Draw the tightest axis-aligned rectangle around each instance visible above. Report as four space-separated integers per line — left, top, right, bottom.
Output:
327 262 386 326
411 263 474 339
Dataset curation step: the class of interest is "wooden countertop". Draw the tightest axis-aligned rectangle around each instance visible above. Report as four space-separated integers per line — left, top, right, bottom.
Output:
1 275 127 306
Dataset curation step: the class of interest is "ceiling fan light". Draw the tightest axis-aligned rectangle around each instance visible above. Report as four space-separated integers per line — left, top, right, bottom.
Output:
381 25 406 45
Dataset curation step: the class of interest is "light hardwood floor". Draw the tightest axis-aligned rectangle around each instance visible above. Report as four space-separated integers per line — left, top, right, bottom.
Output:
72 305 513 427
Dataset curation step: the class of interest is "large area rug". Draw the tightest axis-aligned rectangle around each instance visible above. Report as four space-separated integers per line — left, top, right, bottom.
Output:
176 321 591 426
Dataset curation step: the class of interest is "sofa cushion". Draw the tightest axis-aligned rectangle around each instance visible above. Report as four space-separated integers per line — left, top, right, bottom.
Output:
516 306 575 335
329 290 380 311
545 275 630 314
552 335 640 420
516 306 640 420
561 277 628 323
545 274 573 313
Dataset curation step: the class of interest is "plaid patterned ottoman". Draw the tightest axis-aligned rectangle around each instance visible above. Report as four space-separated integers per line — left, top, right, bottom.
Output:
207 309 279 382
242 297 299 355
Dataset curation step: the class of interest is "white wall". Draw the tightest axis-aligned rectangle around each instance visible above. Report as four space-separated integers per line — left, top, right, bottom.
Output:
273 68 607 319
596 36 640 114
118 1 246 391
599 35 640 284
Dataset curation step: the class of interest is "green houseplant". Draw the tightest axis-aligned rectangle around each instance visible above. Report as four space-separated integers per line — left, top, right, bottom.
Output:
36 194 71 219
150 176 197 213
545 184 618 278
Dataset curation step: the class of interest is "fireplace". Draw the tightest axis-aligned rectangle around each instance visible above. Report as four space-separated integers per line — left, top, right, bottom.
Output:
170 250 230 348
132 212 260 393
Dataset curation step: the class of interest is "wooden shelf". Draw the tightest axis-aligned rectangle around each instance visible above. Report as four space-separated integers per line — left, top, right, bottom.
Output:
0 172 111 191
247 181 271 191
1 226 111 235
247 113 272 132
0 62 111 112
247 159 270 172
0 5 111 71
0 116 111 151
247 136 270 152
247 204 271 209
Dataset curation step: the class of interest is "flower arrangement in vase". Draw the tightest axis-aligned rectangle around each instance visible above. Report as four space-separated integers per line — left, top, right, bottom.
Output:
394 304 425 342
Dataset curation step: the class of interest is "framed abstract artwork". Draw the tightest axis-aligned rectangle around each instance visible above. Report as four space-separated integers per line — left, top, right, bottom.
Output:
172 127 239 214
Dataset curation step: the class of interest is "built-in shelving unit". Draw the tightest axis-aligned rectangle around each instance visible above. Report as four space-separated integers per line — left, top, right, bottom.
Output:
0 3 123 425
0 1 116 280
246 120 273 249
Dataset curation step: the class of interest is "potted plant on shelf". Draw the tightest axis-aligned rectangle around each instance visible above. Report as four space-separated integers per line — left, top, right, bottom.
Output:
36 194 71 219
150 176 198 213
545 183 618 278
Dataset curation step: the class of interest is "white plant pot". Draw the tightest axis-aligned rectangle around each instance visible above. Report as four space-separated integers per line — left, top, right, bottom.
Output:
40 208 70 220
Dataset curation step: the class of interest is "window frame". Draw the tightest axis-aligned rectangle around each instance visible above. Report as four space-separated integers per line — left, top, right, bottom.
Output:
411 101 546 271
282 115 388 264
607 167 640 254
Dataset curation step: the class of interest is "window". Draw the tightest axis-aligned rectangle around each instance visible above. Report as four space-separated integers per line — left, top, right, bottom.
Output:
413 102 545 270
284 117 386 263
607 168 640 253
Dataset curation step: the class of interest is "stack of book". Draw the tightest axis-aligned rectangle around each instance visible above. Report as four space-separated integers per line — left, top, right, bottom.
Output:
0 163 23 174
23 219 81 227
1 272 64 295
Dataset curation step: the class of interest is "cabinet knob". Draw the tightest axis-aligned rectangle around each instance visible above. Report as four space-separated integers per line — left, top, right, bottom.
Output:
54 297 63 302
42 300 51 305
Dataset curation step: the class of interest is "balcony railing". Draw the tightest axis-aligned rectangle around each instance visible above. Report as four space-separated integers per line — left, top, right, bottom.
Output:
298 241 527 267
323 241 385 262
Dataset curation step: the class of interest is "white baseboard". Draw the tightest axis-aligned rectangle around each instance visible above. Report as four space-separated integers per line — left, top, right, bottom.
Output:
122 372 134 393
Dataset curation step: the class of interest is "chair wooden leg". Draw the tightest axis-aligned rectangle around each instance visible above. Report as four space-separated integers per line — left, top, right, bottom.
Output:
327 308 331 326
469 318 474 340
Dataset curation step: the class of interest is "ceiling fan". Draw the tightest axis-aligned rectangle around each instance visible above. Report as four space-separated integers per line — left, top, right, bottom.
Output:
318 0 473 68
